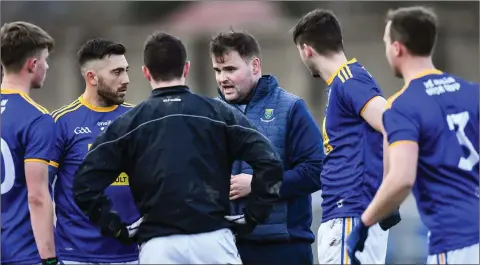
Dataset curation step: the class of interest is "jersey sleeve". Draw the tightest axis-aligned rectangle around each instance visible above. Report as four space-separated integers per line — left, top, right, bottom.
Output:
341 77 383 116
24 113 55 164
383 99 421 145
49 119 66 169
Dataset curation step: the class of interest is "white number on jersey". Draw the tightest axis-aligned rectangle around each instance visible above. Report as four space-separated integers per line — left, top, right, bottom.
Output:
446 112 480 171
1 138 16 194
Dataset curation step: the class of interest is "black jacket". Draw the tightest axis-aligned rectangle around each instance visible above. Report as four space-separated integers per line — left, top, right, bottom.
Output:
73 86 283 244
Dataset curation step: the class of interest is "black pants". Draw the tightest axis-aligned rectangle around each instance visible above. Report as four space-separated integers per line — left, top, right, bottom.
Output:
237 241 313 265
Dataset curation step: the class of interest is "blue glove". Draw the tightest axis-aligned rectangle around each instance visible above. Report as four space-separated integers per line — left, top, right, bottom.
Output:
379 209 401 231
347 220 369 265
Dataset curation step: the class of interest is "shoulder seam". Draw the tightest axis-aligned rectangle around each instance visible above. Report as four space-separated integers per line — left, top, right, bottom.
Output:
19 94 49 114
386 85 408 109
277 88 301 101
53 101 83 122
336 65 354 83
51 99 81 118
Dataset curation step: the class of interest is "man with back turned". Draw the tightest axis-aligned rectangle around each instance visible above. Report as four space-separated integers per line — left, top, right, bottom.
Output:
73 31 284 264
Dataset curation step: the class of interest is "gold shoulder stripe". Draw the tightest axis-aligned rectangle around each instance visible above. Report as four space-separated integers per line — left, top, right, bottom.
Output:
385 85 408 109
51 99 80 118
54 102 83 122
52 100 81 120
344 65 353 79
338 66 353 83
51 100 79 117
337 71 345 83
326 58 357 85
19 94 49 114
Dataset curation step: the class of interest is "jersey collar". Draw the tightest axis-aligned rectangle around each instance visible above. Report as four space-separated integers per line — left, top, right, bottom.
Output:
1 88 26 95
401 69 443 89
151 85 190 97
79 95 118 112
326 58 357 86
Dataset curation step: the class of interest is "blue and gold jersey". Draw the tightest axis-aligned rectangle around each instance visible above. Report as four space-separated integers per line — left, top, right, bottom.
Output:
383 70 479 254
321 59 384 222
1 89 54 264
49 96 139 263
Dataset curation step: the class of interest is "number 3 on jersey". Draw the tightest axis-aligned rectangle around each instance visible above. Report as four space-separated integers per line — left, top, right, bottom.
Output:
446 112 479 171
1 138 15 194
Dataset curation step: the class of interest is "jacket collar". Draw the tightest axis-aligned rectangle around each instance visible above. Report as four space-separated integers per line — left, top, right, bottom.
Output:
217 75 279 104
151 85 190 97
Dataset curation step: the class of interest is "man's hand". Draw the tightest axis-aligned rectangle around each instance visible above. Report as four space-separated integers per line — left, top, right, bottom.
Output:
126 216 144 238
347 220 370 265
379 209 401 231
225 212 258 236
230 173 252 200
99 212 141 245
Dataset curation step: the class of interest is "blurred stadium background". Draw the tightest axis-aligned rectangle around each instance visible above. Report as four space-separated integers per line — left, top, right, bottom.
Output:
2 1 478 264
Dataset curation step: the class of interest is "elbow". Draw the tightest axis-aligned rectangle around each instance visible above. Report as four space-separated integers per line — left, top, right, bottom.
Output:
266 156 284 176
307 161 323 189
274 160 285 181
27 190 50 208
73 189 87 212
402 178 415 190
393 176 414 192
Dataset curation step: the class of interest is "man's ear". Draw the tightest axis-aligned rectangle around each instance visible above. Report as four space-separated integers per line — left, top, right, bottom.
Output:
392 41 403 57
252 57 261 75
303 43 314 58
26 57 37 73
183 61 191 79
142 66 152 82
85 71 98 86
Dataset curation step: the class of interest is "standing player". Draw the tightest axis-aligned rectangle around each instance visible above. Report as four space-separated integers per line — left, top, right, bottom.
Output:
348 6 479 265
1 22 58 265
73 32 283 264
291 9 401 264
49 38 139 264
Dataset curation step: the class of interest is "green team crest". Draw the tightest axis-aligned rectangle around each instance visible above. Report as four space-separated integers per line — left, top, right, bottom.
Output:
264 109 274 120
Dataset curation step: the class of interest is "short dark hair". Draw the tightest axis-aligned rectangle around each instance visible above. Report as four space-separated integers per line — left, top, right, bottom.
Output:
292 9 344 55
78 38 126 67
209 30 261 60
1 21 54 73
386 6 437 56
143 32 187 82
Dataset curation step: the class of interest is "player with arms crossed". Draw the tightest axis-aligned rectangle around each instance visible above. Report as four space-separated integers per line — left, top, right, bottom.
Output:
292 9 401 264
1 22 58 265
348 6 479 265
49 38 139 264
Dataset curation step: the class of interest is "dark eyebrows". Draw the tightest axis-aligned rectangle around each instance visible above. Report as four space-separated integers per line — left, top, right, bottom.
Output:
110 65 129 72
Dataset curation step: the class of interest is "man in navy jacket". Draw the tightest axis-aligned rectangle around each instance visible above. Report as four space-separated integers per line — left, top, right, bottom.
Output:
210 30 324 264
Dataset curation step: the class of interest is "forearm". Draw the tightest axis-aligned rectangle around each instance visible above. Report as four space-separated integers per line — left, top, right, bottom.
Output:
28 191 55 258
74 184 114 224
74 159 121 223
280 163 322 198
383 140 389 179
361 174 411 226
247 160 283 223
